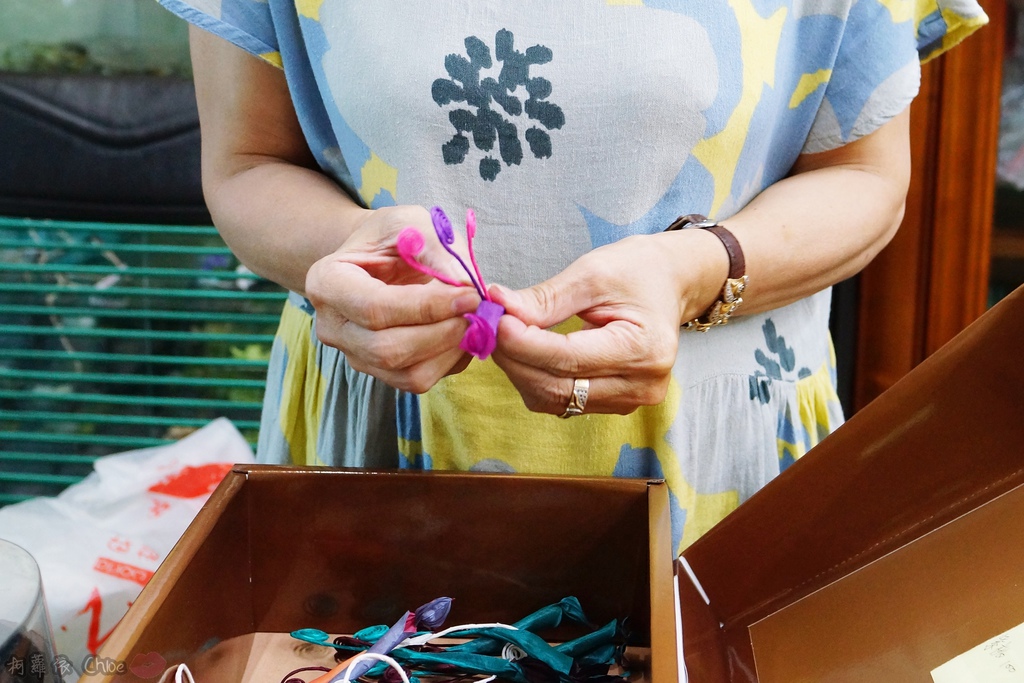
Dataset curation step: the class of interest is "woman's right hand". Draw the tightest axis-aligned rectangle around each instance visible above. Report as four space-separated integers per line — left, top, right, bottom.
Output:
305 205 481 393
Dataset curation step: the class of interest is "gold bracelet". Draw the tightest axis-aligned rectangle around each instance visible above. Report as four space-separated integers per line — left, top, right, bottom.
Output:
665 214 749 331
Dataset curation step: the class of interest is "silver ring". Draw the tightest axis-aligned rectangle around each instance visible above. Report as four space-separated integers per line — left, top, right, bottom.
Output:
559 378 590 419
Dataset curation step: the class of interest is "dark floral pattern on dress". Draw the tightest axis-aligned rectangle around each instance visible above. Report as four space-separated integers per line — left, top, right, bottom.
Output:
432 29 565 181
749 319 812 405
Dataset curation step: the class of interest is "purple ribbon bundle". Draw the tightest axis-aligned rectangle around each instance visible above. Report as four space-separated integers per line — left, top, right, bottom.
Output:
396 206 504 360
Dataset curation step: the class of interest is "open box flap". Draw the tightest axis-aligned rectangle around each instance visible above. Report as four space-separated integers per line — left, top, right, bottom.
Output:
677 285 1024 678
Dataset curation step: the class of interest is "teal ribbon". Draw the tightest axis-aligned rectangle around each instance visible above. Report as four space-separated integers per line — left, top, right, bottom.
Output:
290 626 387 652
460 627 574 674
380 650 528 683
555 619 620 658
383 619 621 680
291 597 624 683
354 625 390 642
448 596 590 654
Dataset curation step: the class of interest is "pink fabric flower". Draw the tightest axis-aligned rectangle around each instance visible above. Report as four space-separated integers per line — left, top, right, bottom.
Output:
460 300 504 360
396 227 464 287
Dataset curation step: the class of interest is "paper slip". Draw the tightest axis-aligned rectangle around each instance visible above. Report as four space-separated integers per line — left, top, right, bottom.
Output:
932 622 1024 682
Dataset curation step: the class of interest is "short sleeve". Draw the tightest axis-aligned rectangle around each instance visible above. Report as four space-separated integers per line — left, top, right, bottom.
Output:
916 0 990 62
157 0 282 68
802 0 988 153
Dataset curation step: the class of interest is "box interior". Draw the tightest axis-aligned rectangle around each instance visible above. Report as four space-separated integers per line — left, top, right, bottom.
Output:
101 471 676 682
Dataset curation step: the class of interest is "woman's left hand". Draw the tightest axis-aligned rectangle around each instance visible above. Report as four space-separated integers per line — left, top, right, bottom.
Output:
488 109 915 418
489 229 728 416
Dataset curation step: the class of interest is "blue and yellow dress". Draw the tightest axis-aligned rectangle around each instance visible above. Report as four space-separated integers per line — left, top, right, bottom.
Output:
158 0 986 554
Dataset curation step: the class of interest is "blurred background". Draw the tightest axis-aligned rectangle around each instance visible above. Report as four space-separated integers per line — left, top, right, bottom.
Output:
0 0 191 79
0 0 284 504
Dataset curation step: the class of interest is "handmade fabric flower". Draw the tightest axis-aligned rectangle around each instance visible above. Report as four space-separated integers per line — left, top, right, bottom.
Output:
397 206 504 360
460 301 503 359
335 611 418 682
414 596 453 631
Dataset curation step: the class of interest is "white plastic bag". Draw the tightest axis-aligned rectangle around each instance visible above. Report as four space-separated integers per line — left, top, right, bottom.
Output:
0 418 255 682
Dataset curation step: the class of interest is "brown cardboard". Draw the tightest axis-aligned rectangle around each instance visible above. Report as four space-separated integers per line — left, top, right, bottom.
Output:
97 471 679 682
679 285 1024 682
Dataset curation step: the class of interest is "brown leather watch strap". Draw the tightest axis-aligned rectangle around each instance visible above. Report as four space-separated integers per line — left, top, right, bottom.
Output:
665 214 746 280
704 225 745 281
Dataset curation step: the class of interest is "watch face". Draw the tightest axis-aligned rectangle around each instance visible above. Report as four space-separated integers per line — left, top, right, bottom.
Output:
666 214 713 231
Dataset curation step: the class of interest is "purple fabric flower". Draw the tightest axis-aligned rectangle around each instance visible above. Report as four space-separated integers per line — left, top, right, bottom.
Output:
414 597 453 631
431 206 487 300
430 206 456 245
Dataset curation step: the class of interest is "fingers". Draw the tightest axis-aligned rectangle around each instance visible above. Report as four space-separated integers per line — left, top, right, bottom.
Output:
492 289 678 416
314 303 472 393
496 314 676 380
314 203 475 290
491 348 671 416
352 344 470 394
493 316 675 416
301 205 487 394
308 261 479 330
445 353 473 377
485 233 692 415
310 270 477 392
490 271 595 329
326 315 469 370
307 252 478 393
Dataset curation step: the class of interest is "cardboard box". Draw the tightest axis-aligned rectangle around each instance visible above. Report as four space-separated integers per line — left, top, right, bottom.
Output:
101 285 1024 683
678 284 1024 682
97 471 682 682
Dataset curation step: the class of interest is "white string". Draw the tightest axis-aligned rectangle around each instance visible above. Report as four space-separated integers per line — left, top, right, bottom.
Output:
155 664 195 683
678 556 710 606
673 566 689 683
176 664 196 683
398 622 518 648
339 652 410 683
500 643 528 661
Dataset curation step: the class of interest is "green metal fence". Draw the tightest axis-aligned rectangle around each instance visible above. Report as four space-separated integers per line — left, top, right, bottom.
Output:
0 216 287 504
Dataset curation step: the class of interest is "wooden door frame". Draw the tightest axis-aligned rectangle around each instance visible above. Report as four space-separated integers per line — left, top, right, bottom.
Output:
853 0 1007 410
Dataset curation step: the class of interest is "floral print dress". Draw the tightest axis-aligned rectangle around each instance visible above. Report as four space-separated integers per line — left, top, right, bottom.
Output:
159 0 986 554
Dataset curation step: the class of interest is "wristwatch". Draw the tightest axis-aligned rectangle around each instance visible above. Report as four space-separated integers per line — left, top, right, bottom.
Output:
665 214 749 331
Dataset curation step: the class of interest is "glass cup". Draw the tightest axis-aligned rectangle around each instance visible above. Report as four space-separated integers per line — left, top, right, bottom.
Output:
0 538 64 683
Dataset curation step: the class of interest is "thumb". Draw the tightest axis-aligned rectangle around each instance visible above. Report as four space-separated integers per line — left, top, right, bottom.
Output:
490 272 590 328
